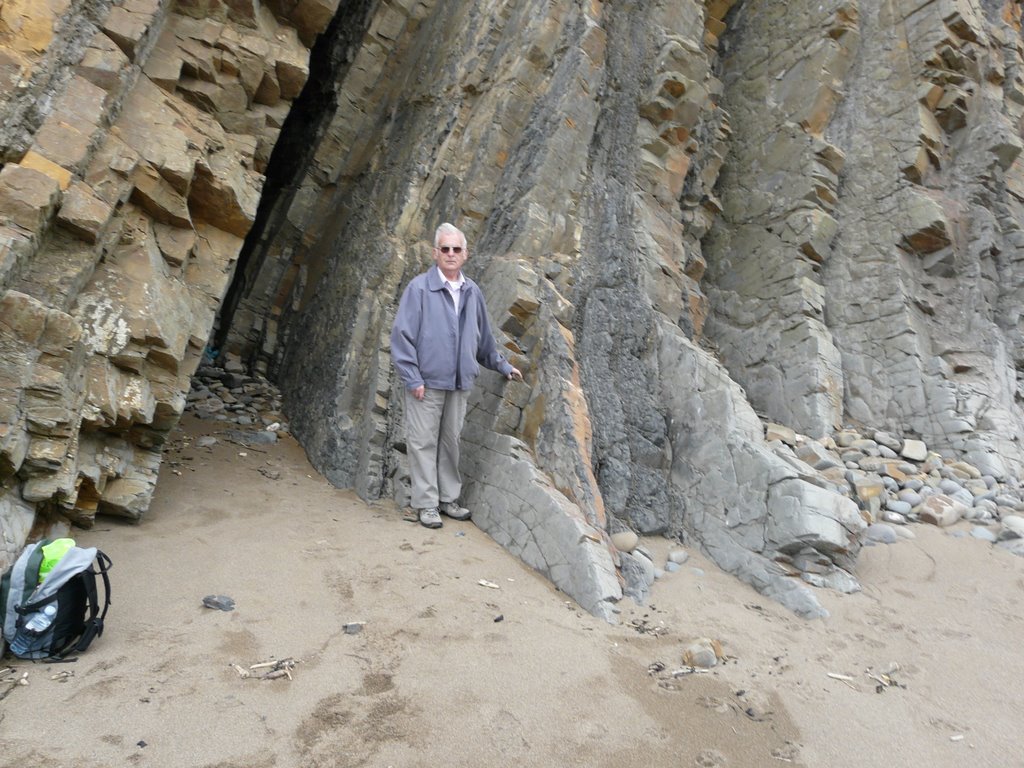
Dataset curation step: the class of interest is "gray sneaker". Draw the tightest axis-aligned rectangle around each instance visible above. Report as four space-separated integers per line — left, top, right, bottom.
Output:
418 507 442 528
439 501 471 520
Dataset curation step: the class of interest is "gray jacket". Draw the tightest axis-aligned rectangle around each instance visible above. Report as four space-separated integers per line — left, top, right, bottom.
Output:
391 268 513 391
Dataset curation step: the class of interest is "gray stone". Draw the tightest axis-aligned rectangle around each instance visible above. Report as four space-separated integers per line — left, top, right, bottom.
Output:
897 489 923 507
226 429 278 446
873 431 901 452
834 431 860 448
994 495 1024 510
681 639 719 669
939 478 963 495
900 439 928 462
918 495 966 527
885 499 912 516
970 526 997 542
996 539 1024 557
864 523 899 544
610 530 639 553
999 515 1024 539
667 548 689 564
950 488 976 507
620 551 654 604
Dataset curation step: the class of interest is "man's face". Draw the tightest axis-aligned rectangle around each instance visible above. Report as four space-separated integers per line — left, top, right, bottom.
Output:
432 230 468 279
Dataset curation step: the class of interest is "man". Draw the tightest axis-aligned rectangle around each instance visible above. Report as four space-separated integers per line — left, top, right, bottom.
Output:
391 222 523 528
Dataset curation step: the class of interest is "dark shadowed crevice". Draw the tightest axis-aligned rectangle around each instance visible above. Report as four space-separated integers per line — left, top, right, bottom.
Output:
214 0 380 355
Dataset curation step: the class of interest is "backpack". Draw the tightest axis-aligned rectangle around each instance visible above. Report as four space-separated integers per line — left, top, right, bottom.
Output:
1 539 112 660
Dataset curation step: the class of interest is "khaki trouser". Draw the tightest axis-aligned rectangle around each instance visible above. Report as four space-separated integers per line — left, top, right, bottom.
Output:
405 388 469 510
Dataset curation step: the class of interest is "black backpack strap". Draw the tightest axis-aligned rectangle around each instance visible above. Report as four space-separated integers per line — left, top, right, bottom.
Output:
66 550 112 656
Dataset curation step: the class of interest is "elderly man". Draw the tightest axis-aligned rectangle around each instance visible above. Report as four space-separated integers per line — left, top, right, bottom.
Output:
391 222 522 528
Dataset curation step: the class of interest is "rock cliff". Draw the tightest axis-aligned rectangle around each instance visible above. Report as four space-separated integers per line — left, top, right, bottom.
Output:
3 0 1024 620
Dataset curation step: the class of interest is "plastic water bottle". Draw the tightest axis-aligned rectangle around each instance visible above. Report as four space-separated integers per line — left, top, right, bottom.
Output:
24 604 57 633
9 603 57 656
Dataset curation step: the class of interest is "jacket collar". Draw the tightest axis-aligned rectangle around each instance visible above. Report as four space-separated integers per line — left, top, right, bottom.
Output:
427 266 473 293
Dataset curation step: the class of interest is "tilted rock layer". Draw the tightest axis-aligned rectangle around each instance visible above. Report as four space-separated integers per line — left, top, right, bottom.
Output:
3 0 1024 620
0 0 334 560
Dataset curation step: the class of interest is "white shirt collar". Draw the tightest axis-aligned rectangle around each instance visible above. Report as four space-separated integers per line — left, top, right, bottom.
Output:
436 265 465 288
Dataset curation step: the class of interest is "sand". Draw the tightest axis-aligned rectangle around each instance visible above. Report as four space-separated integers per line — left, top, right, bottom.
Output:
2 415 1023 768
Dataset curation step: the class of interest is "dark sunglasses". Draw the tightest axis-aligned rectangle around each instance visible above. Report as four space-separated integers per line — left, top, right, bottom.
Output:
438 246 464 254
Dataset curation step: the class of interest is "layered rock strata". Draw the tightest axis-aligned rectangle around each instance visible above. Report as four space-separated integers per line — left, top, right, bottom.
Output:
0 0 335 565
5 0 1024 623
217 0 871 620
704 0 1024 481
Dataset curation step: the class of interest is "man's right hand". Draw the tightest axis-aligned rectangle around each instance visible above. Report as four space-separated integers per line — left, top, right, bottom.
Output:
412 385 425 400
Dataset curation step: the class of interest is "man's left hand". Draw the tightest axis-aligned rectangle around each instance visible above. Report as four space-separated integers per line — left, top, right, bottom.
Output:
507 367 523 382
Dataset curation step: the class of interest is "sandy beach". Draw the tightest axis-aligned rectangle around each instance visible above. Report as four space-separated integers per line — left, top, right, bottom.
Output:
2 415 1023 768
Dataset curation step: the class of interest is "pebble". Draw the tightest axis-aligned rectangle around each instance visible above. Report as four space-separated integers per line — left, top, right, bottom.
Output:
970 527 997 542
1001 515 1024 539
668 549 690 565
917 495 965 527
900 439 929 461
691 568 705 577
864 524 899 544
996 539 1024 557
202 595 235 611
873 431 902 451
973 498 998 513
611 531 639 553
994 495 1023 510
664 561 681 573
951 461 982 479
897 489 923 507
885 499 912 516
966 480 990 497
939 478 963 495
835 431 859 448
196 436 218 448
227 429 278 446
850 438 879 453
682 638 721 669
949 488 975 507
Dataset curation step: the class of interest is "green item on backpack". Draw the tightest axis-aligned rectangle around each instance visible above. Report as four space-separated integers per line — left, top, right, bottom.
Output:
38 538 75 582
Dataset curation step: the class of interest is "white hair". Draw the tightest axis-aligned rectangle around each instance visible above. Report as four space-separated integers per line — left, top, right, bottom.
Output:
434 222 467 248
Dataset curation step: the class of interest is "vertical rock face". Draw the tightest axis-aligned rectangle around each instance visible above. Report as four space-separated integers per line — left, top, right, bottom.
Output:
4 0 1024 619
0 0 335 564
217 0 871 619
705 0 1024 482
